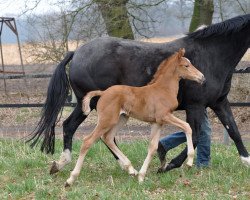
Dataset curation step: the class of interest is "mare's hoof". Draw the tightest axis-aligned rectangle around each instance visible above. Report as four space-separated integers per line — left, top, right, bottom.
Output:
157 167 165 173
157 163 176 173
241 156 250 167
50 161 59 175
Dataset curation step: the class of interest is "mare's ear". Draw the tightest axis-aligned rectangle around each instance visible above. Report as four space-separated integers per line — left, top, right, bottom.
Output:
178 48 185 59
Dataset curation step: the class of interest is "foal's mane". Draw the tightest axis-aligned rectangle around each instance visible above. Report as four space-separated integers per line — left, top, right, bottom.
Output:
187 14 250 39
148 52 178 85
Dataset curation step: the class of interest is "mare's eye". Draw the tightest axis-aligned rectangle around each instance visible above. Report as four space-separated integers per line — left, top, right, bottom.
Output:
185 65 189 68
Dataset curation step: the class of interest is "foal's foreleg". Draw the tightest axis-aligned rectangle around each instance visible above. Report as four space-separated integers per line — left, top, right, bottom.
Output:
138 124 161 183
163 114 194 167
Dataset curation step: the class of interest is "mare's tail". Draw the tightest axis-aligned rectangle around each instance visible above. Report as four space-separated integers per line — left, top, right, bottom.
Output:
26 51 75 154
82 91 103 115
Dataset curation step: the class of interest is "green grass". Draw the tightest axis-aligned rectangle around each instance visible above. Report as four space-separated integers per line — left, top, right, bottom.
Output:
0 139 249 200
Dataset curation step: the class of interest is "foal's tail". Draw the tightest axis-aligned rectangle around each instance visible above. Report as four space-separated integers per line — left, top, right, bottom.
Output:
82 90 103 115
26 51 75 154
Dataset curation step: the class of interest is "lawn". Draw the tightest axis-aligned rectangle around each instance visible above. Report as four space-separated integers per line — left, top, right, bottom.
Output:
0 139 249 199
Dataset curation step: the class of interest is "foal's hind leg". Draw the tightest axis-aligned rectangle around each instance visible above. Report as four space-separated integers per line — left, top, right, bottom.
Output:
159 114 194 171
65 125 110 186
50 104 87 174
138 124 161 182
102 116 138 176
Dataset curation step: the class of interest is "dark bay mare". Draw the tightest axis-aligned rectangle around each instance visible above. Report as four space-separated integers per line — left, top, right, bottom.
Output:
28 14 250 174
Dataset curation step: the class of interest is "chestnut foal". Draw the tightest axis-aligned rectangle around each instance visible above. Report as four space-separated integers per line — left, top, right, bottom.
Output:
65 48 205 186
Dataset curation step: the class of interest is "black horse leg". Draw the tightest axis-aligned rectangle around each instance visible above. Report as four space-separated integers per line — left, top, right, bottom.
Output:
211 98 250 166
50 103 86 174
160 106 205 172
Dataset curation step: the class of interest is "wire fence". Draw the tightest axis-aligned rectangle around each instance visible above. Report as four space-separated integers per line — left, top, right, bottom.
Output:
0 66 249 108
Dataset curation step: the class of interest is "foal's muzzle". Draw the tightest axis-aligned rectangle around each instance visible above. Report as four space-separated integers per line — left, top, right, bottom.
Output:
197 74 206 85
199 75 206 85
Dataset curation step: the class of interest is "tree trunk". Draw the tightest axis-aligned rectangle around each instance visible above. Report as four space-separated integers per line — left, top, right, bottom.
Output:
94 0 134 39
189 0 214 32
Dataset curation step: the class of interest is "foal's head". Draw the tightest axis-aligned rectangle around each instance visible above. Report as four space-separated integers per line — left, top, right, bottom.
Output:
175 48 205 84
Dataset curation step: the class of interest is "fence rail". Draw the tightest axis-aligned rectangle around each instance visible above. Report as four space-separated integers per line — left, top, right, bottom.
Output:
1 66 249 108
0 73 52 79
0 102 249 108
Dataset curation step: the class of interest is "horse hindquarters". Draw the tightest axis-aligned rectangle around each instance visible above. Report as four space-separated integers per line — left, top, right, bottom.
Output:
211 99 250 166
27 51 74 154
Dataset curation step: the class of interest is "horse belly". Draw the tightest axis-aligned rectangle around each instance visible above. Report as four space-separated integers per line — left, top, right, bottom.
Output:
127 103 157 123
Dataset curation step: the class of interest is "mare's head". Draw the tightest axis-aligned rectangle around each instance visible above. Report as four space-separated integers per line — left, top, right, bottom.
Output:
175 48 205 84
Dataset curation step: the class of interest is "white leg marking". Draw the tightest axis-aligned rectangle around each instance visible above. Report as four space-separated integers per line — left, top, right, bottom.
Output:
57 149 72 170
240 156 250 167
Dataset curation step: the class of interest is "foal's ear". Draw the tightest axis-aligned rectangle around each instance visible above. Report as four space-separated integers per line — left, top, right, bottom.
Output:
178 48 185 58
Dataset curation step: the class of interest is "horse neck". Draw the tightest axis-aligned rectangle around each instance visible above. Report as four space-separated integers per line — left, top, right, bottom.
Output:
200 29 250 71
152 62 180 95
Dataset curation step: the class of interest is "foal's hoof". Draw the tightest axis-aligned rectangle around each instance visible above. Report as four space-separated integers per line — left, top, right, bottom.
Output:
129 169 138 176
186 162 193 168
64 182 71 188
50 161 59 175
138 173 145 183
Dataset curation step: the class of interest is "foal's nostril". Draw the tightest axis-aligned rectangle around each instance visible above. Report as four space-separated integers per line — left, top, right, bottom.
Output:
201 76 206 84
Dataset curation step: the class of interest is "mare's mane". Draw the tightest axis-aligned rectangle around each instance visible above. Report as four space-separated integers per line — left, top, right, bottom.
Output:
187 14 250 39
148 52 178 85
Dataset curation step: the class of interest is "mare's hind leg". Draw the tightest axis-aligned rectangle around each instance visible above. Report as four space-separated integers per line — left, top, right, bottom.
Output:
65 125 110 186
211 99 250 166
138 124 161 182
50 103 87 174
158 114 194 172
102 116 138 176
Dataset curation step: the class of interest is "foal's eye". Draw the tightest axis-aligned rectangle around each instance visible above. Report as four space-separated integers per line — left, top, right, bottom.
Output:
185 65 189 68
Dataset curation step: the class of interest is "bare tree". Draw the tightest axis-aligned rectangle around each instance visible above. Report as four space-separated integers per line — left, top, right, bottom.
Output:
189 0 214 32
21 0 167 63
93 0 134 39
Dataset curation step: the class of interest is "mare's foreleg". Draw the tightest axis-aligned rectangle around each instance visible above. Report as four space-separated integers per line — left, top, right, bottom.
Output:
50 104 87 174
138 124 161 182
211 98 250 166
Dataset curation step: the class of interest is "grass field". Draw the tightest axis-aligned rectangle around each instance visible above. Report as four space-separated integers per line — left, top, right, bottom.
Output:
0 139 249 200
